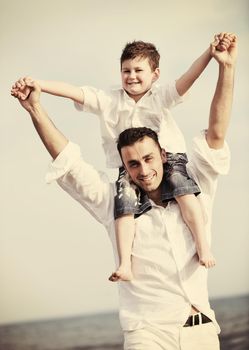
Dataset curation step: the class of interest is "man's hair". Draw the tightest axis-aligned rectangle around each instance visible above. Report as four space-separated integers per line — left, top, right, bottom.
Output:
120 41 160 71
117 127 161 156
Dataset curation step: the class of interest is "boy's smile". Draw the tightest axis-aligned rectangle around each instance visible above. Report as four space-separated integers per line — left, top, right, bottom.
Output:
121 56 160 102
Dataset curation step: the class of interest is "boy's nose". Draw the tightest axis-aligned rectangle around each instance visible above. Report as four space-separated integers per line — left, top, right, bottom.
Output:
129 70 136 79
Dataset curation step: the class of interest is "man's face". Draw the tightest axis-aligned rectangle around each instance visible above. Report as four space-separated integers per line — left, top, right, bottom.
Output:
121 136 166 198
121 56 159 102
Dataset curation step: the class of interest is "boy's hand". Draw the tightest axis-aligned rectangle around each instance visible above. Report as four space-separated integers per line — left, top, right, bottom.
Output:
211 33 237 65
11 77 41 112
215 32 235 52
11 76 34 100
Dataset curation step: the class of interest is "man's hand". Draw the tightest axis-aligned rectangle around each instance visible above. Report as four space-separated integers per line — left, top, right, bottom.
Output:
11 76 34 100
11 77 41 112
211 32 237 66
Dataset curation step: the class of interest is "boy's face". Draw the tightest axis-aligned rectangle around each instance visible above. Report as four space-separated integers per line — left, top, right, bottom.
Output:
121 136 166 200
121 56 160 102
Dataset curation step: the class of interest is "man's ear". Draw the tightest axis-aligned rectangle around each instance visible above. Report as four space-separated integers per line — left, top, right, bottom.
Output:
152 68 160 82
161 148 167 163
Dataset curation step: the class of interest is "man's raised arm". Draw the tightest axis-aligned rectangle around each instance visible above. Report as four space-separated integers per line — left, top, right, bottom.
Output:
12 78 68 159
206 33 237 149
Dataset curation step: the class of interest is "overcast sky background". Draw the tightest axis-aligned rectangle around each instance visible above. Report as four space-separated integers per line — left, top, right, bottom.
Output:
1 0 248 324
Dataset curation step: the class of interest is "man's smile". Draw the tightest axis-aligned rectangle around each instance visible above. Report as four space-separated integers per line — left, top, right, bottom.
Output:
138 173 156 184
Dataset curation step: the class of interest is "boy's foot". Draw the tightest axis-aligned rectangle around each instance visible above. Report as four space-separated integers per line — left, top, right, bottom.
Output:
196 240 216 268
108 266 133 282
198 250 216 268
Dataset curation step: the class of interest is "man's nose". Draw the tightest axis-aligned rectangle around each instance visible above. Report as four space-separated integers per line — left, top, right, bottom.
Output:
140 163 149 176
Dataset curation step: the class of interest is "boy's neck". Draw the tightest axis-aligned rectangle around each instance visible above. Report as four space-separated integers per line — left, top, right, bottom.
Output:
127 91 147 103
125 87 152 103
131 93 145 103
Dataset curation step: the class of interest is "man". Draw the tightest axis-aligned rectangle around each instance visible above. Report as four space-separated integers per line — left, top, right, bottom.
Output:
12 33 237 349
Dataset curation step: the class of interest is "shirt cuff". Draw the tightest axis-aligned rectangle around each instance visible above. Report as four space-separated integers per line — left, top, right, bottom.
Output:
173 80 190 102
74 87 84 111
192 131 230 175
45 141 81 184
162 81 190 108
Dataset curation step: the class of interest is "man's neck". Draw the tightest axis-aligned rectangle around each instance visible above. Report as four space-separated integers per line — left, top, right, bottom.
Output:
148 186 167 207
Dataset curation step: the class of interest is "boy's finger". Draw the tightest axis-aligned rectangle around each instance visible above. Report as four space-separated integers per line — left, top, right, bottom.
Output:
16 82 23 89
24 76 33 83
218 42 230 50
19 78 25 86
11 90 17 96
228 33 237 42
211 36 219 49
216 32 225 41
220 37 231 45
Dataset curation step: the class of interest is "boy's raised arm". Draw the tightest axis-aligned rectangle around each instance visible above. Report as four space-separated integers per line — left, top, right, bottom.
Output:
175 33 233 97
175 47 212 97
11 77 84 104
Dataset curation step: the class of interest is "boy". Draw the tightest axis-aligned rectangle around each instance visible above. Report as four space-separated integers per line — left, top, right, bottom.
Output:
11 33 231 282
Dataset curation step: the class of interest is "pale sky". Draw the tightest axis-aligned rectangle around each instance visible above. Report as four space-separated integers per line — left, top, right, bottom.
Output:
1 0 249 324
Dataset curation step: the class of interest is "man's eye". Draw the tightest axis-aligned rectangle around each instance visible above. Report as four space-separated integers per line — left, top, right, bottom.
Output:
129 163 138 168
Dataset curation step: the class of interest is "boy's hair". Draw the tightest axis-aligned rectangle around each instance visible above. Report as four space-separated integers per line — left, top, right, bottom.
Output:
117 127 162 156
120 41 160 71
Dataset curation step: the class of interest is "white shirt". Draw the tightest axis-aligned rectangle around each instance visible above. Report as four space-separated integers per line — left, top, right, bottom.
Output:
74 83 186 168
46 132 230 334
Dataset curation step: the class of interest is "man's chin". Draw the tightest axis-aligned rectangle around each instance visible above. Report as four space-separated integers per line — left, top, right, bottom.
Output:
139 183 156 192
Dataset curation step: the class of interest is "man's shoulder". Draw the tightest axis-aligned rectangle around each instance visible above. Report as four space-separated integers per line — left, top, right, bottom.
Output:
50 142 116 225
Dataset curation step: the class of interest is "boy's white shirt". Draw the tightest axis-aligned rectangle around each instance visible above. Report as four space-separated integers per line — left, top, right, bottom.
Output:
45 132 230 334
74 82 186 168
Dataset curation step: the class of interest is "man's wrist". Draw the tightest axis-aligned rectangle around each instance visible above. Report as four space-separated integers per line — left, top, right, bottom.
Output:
219 61 236 71
27 102 42 115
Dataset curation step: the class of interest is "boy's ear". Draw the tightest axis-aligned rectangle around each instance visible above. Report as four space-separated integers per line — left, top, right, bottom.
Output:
153 68 160 82
161 148 167 163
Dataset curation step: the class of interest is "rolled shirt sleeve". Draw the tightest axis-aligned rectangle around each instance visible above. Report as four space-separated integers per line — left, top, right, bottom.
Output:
191 132 230 175
45 141 114 225
160 81 187 109
45 142 81 184
187 130 230 202
74 86 111 116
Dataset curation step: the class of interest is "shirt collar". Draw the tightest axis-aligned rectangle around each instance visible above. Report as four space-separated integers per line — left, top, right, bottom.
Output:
110 83 158 100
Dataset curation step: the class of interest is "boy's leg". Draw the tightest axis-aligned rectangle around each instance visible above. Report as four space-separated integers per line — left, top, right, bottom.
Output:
109 214 135 282
111 166 152 282
163 153 214 267
176 194 216 268
111 167 138 282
